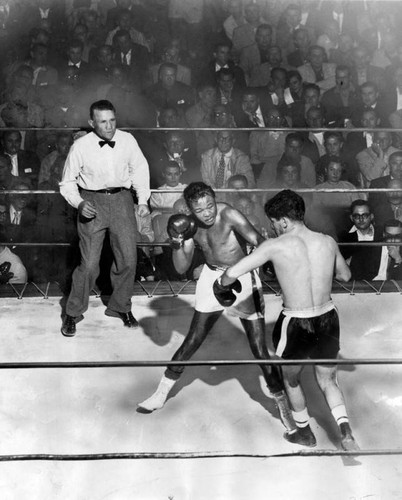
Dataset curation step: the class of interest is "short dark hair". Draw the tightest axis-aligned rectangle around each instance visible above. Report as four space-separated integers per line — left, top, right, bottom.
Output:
264 189 305 221
90 100 115 119
184 182 215 207
287 70 302 82
350 199 371 214
285 132 304 146
303 83 320 95
324 131 343 144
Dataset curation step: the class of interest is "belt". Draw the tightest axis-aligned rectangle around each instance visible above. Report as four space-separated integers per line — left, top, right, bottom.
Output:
80 187 126 195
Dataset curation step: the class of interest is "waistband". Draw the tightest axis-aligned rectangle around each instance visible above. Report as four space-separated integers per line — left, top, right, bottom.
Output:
80 187 127 195
206 263 228 272
282 300 335 318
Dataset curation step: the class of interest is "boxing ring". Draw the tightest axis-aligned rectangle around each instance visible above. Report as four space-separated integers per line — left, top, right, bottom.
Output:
0 280 401 499
1 128 402 499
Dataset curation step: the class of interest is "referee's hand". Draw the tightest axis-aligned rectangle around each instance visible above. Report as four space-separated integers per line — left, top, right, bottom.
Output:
78 200 97 219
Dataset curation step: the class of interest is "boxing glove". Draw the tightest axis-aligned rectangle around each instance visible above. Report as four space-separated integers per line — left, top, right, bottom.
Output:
167 213 197 249
213 277 242 307
0 261 14 284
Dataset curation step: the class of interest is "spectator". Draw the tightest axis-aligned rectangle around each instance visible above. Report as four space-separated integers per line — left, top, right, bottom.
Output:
150 161 187 213
200 129 255 191
340 200 385 281
369 151 402 215
313 156 365 235
301 106 327 164
287 27 311 68
0 154 12 191
249 107 288 186
351 81 390 127
223 0 245 42
356 130 398 188
320 65 358 127
349 44 386 93
232 89 270 129
373 178 402 227
148 41 192 87
112 28 148 88
1 130 41 188
345 108 380 161
143 62 195 116
316 131 359 186
383 219 402 279
239 23 274 87
204 42 246 89
232 2 266 55
277 132 316 187
297 45 336 93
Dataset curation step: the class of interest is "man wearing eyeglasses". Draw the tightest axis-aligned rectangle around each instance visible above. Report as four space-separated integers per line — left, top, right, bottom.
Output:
340 200 384 280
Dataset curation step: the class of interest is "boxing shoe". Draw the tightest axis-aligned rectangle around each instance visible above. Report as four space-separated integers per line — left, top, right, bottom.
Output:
340 422 360 451
61 314 84 337
137 375 176 413
105 309 139 328
271 390 297 432
284 424 317 447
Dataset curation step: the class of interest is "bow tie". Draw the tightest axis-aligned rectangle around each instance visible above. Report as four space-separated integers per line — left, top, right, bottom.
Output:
99 140 115 148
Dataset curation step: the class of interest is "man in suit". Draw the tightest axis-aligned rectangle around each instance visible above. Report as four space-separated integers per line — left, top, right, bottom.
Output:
1 131 41 188
231 88 272 129
351 81 390 128
340 200 384 281
203 42 246 88
369 151 402 214
373 179 402 228
232 2 267 55
200 130 255 190
143 62 195 116
239 23 274 86
350 45 386 93
112 29 148 88
58 39 91 86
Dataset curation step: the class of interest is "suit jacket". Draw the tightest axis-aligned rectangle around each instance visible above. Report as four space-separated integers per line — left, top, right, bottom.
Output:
320 86 359 127
205 60 246 88
201 147 255 189
1 151 41 188
349 65 386 94
297 62 336 92
143 81 196 113
340 226 383 280
368 175 392 213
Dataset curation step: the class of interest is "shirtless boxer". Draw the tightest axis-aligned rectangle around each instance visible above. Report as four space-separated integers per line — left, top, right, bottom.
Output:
138 182 298 436
217 190 359 450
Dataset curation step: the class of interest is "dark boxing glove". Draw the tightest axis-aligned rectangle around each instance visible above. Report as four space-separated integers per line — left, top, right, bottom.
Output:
0 261 14 284
167 213 197 249
213 277 242 307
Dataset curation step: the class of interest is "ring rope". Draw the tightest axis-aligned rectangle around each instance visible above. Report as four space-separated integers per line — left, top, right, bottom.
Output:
0 358 401 369
0 449 399 462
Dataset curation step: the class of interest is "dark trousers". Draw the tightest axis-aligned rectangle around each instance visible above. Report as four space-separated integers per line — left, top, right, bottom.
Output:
66 189 137 316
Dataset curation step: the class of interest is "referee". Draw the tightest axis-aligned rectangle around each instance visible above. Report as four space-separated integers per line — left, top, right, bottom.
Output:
59 100 150 337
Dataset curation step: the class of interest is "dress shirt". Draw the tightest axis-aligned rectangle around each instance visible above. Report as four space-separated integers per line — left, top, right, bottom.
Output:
39 8 49 18
59 129 150 209
121 50 132 66
397 88 402 111
10 206 21 225
333 11 343 32
250 106 265 127
150 183 187 211
6 153 18 176
215 63 229 72
363 131 373 148
68 60 81 68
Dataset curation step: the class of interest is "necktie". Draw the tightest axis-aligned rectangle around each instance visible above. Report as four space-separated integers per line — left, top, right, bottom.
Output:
215 154 226 188
12 211 20 225
99 140 115 148
252 113 261 126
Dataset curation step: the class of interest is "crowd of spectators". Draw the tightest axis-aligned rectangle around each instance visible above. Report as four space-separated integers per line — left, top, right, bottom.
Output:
1 0 402 288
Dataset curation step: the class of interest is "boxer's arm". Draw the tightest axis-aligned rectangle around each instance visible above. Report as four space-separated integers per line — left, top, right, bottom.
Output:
221 239 273 286
334 243 351 282
172 239 195 274
225 206 265 247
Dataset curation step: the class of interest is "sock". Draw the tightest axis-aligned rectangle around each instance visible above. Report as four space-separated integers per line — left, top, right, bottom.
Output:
331 404 349 426
292 408 310 428
138 375 176 412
